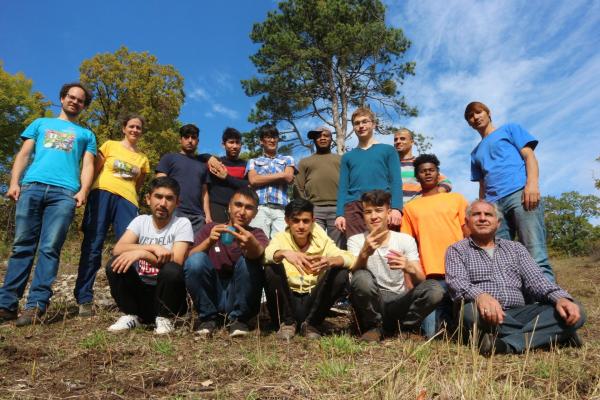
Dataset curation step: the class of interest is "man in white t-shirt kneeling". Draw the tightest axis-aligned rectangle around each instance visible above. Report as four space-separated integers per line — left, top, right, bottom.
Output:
105 177 194 334
348 190 445 342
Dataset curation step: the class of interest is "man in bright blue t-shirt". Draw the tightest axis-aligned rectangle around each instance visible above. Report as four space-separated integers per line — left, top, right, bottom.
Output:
465 101 554 282
0 83 97 327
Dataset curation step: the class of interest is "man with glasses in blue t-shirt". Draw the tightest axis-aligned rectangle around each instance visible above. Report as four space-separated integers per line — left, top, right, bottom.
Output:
465 101 554 282
0 83 97 327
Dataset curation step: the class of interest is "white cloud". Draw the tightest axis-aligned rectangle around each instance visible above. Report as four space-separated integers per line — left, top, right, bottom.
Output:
188 86 211 101
213 71 234 91
384 0 600 200
212 103 239 119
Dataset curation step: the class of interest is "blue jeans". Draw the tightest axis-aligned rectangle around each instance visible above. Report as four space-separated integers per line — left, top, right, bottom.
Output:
75 189 138 304
184 253 263 323
0 183 76 312
462 301 586 352
495 189 554 282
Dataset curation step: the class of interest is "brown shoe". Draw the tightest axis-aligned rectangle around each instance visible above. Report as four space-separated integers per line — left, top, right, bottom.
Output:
276 323 296 341
15 308 45 327
300 322 322 339
360 328 382 343
0 308 17 323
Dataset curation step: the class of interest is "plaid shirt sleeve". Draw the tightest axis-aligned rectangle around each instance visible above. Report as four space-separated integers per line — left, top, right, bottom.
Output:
283 155 295 169
515 242 572 303
445 242 486 302
246 158 256 172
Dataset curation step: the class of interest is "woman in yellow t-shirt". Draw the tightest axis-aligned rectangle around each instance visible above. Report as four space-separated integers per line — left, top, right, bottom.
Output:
75 114 150 314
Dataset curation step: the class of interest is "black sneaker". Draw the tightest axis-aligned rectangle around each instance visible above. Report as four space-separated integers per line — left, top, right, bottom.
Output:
228 320 250 338
15 308 45 327
0 308 17 324
196 320 217 337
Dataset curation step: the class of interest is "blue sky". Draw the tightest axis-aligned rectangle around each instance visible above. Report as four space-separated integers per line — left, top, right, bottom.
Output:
1 0 599 201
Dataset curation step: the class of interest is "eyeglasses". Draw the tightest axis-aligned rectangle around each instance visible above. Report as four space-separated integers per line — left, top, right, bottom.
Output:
352 119 372 127
65 93 85 105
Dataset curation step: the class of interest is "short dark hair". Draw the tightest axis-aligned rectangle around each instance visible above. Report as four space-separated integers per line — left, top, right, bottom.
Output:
180 124 199 137
285 198 314 219
414 154 440 174
149 176 180 197
361 190 391 207
121 113 146 130
259 124 279 139
394 128 414 140
59 82 93 107
464 101 491 121
231 186 259 206
222 127 242 143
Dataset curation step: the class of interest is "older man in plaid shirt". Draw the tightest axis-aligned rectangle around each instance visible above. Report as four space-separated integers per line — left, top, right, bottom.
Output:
446 199 585 356
247 124 295 239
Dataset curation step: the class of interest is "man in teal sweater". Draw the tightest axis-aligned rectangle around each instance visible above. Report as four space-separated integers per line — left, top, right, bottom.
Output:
335 107 403 238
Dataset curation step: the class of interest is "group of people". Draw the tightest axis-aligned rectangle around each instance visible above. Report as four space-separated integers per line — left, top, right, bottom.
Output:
0 82 585 356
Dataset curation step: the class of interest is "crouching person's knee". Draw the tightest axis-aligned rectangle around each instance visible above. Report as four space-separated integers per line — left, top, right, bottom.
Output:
350 269 378 298
158 262 185 284
183 252 212 279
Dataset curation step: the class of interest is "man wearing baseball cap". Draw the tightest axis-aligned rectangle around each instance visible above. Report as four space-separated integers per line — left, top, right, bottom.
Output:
295 126 344 248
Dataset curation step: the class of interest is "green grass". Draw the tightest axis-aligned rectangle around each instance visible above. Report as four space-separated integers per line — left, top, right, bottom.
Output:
319 334 364 356
152 338 175 356
79 329 109 350
316 359 352 379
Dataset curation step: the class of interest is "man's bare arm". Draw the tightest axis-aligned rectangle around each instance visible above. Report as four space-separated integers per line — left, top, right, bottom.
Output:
519 146 540 211
7 139 35 201
74 151 95 207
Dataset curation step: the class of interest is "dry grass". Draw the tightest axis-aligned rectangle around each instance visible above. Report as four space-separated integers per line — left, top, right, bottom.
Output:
0 257 598 399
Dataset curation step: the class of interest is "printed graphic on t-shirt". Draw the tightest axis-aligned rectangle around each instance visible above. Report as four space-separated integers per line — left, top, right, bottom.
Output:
43 130 75 152
139 233 175 247
137 259 159 277
113 159 140 180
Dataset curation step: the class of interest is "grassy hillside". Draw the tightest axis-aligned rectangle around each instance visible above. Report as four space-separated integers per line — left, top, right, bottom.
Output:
0 257 598 399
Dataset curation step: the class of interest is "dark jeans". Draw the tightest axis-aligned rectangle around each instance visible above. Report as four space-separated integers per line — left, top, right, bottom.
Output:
75 189 138 304
209 202 229 224
105 260 187 323
314 205 346 249
184 252 263 323
461 301 586 352
350 269 445 334
344 201 367 238
264 264 349 327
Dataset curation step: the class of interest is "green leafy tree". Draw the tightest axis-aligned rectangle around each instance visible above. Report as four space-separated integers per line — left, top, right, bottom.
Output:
78 46 185 167
544 191 600 256
0 62 51 172
242 0 417 154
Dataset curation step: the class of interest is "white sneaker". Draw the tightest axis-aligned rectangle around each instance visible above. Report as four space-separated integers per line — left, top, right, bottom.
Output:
108 315 140 332
154 316 174 335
